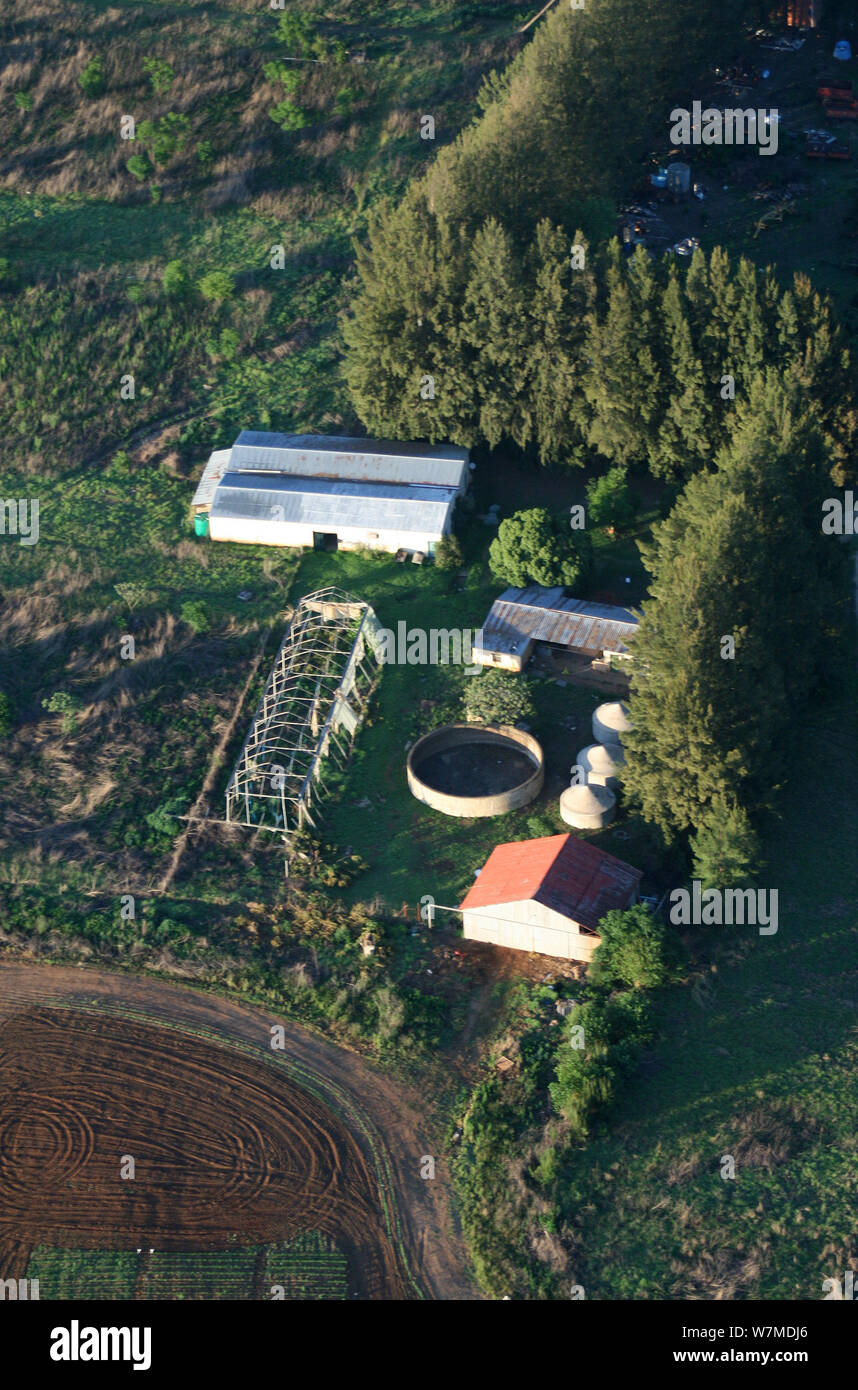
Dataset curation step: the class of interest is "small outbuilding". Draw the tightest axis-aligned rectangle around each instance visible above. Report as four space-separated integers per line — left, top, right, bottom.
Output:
472 586 638 672
460 832 642 963
577 741 625 789
592 701 633 746
559 782 616 829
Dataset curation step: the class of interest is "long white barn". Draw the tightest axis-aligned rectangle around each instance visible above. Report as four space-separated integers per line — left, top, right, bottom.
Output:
192 431 470 555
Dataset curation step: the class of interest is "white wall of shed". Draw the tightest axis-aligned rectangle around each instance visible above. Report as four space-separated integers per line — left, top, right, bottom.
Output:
462 899 600 962
207 516 448 551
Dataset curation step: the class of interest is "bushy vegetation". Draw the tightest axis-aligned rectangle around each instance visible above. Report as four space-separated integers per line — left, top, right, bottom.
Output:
0 881 445 1063
489 507 591 589
585 467 638 534
549 992 655 1139
463 668 535 727
434 533 464 572
588 905 679 992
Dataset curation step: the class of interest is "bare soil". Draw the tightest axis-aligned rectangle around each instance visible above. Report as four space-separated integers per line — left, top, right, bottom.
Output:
0 962 477 1301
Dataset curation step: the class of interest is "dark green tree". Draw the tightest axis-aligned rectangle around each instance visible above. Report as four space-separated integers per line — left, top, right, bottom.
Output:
489 507 590 589
690 795 761 888
163 260 191 298
461 218 532 450
528 222 594 466
653 265 711 479
624 371 842 840
342 190 474 443
584 245 663 468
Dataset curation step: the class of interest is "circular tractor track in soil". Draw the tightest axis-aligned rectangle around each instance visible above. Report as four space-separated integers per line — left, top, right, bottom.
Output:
0 966 476 1300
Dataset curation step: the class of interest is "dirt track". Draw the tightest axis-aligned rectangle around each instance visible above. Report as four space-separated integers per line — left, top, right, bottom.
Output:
0 963 477 1301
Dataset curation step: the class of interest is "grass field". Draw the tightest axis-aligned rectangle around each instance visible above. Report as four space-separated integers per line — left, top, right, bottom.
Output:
27 1231 348 1300
548 655 858 1299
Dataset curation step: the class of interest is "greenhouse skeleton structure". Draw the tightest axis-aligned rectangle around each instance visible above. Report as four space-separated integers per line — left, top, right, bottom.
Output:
225 588 383 836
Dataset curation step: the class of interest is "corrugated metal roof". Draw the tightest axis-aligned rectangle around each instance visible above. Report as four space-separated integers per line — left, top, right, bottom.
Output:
209 472 455 533
191 448 232 511
460 833 641 932
481 585 639 656
228 431 469 489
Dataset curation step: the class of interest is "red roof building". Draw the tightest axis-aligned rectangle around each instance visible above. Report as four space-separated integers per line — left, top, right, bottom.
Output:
460 833 642 962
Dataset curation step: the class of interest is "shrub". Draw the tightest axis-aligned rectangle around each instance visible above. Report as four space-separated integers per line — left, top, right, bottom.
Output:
198 270 235 303
589 905 679 990
78 55 106 98
334 86 358 117
14 92 34 112
142 57 175 96
126 154 152 181
114 582 156 612
205 327 240 363
374 985 406 1043
145 795 190 841
585 466 638 532
434 534 464 571
263 63 302 94
180 600 209 633
137 113 190 166
163 260 191 298
42 691 82 735
276 12 313 54
106 450 132 478
269 99 310 131
463 668 535 726
549 993 652 1138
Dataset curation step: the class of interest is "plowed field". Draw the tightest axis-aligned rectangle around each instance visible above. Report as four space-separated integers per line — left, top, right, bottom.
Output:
0 964 475 1300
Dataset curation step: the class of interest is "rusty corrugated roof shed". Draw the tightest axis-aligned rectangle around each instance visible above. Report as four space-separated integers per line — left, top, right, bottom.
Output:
460 833 641 933
481 586 639 657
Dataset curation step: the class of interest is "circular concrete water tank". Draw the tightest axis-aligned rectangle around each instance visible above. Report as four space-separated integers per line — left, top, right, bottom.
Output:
560 782 616 829
577 741 625 789
592 701 633 746
407 723 544 818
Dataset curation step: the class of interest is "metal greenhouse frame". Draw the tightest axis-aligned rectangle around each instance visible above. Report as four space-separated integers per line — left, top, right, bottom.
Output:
224 588 382 836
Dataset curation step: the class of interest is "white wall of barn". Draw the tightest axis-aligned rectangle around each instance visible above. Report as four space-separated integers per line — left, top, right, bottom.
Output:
207 517 448 551
462 898 602 962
